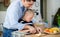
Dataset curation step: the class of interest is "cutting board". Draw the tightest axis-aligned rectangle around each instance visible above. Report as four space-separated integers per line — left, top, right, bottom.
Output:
19 29 60 37
25 34 41 37
25 34 60 37
19 30 45 37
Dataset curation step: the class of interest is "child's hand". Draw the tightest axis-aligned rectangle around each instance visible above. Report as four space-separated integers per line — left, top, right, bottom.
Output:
35 27 42 33
19 30 30 33
23 25 36 34
28 26 36 34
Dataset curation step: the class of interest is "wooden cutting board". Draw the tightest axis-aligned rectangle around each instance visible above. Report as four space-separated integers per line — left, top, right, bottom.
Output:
25 34 60 37
19 30 44 37
25 33 46 37
25 34 41 37
19 30 60 37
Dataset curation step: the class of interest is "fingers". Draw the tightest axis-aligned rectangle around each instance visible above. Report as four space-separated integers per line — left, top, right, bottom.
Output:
36 28 40 33
19 30 30 33
33 29 36 33
38 28 41 32
30 28 36 33
36 27 42 33
29 27 36 34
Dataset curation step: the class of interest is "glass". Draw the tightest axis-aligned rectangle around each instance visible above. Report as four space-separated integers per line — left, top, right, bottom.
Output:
12 31 26 37
35 22 45 32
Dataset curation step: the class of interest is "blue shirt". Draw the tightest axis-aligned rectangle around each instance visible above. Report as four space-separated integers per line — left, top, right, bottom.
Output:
3 0 27 30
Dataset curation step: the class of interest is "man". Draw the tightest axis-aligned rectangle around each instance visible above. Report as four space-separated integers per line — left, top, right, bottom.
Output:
3 0 36 37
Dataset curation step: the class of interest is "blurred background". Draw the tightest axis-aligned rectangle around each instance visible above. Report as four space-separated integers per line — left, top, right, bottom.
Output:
0 0 60 37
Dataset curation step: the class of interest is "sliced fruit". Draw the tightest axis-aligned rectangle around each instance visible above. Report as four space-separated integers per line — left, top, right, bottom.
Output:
44 28 50 33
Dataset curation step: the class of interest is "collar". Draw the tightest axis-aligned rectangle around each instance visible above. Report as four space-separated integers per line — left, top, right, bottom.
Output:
19 0 27 10
19 0 27 12
19 0 28 10
19 0 24 8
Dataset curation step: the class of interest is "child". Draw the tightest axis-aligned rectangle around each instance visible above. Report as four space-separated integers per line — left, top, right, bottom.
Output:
18 9 36 33
18 9 34 26
18 9 41 34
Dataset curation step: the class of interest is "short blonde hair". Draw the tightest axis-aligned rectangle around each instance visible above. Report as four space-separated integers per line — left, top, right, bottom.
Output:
24 9 34 16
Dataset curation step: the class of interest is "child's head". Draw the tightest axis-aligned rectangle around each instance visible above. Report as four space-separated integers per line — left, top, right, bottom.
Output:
23 9 34 22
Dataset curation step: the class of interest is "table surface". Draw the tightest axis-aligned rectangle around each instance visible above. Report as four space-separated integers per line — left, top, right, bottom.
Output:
25 33 60 37
15 27 60 37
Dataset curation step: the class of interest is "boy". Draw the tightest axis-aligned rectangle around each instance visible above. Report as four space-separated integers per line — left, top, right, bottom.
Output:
18 9 41 33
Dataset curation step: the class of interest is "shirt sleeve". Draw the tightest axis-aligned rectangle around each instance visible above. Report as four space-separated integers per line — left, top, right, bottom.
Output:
32 18 36 23
6 2 26 30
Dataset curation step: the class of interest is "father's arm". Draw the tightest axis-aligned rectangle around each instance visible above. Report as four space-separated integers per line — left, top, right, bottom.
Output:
6 2 27 30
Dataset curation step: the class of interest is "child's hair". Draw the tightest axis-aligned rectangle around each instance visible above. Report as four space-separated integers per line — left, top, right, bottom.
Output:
23 9 34 16
25 9 34 13
18 9 34 22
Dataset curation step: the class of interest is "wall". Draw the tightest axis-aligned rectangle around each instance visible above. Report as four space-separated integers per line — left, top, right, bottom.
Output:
0 11 6 24
0 11 6 31
0 0 4 2
47 0 60 27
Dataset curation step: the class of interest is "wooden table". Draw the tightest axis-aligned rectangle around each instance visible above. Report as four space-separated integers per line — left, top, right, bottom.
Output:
17 26 60 37
25 34 60 37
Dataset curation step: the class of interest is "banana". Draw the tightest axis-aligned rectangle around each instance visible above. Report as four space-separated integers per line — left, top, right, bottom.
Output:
44 27 60 34
50 27 60 32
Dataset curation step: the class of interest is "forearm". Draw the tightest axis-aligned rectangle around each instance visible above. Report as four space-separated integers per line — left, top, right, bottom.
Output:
24 25 31 30
33 24 37 28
